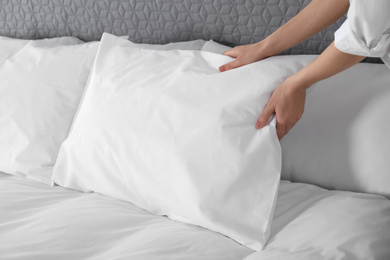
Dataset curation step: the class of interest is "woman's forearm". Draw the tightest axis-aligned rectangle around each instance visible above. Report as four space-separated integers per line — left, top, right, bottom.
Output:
290 42 365 89
261 0 350 56
220 0 351 72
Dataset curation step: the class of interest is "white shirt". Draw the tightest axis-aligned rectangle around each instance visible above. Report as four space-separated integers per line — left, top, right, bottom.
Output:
334 0 390 69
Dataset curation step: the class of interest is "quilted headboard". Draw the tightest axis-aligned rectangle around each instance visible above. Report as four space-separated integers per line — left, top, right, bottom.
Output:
0 0 347 56
0 0 381 63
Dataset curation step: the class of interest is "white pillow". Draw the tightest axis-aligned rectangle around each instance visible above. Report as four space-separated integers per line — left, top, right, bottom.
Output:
201 40 232 54
0 36 82 63
53 33 315 250
281 63 390 198
0 35 209 185
0 40 99 185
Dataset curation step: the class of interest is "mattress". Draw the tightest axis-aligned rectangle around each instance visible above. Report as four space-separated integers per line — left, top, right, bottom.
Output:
1 172 389 260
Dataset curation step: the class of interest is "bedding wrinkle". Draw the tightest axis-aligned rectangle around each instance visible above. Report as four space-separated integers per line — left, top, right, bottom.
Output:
261 181 390 259
0 173 252 260
2 171 390 259
266 193 328 242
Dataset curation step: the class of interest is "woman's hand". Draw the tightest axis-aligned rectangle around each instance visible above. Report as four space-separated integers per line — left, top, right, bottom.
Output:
219 42 271 72
256 77 308 140
255 43 365 140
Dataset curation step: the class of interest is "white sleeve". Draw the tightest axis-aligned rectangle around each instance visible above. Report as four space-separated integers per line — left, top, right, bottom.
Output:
334 0 390 58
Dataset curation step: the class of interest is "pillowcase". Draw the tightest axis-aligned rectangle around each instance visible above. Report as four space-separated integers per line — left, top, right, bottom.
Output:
280 63 390 198
0 35 210 185
0 36 82 63
0 40 99 185
53 33 315 250
201 40 232 54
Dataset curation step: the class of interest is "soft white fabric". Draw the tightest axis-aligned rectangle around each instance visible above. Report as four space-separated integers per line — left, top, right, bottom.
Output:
0 40 98 185
2 172 390 259
53 33 314 250
0 172 252 260
334 0 390 69
0 36 82 64
201 40 232 54
0 36 208 185
281 63 390 197
244 181 390 260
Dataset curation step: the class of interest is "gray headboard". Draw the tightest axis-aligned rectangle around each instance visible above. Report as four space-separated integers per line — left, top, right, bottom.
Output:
0 0 381 62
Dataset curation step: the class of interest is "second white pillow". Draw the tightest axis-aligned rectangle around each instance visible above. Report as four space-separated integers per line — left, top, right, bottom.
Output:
53 33 314 250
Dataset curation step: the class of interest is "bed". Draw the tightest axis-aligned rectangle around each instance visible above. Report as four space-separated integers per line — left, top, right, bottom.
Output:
1 1 389 259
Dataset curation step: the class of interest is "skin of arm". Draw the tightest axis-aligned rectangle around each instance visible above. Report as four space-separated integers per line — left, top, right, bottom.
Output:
219 0 350 72
256 42 365 140
218 0 360 139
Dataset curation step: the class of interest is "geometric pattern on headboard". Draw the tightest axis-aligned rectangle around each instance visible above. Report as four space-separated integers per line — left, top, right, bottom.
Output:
0 0 345 55
1 0 380 63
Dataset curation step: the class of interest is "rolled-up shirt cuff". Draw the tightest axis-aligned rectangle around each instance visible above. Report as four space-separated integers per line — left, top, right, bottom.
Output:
335 19 389 58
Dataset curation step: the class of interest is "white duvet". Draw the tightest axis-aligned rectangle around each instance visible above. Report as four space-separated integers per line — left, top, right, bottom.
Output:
1 172 389 260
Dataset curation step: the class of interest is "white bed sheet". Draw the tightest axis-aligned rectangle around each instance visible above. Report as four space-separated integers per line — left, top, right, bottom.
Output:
1 172 390 260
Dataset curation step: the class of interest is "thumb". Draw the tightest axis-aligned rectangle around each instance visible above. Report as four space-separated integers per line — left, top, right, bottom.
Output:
256 104 274 129
222 48 239 58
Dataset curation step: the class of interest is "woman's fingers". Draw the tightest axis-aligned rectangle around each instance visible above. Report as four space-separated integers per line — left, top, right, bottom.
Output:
255 76 309 140
219 43 269 72
219 47 243 72
219 59 242 72
260 102 289 140
256 102 274 129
